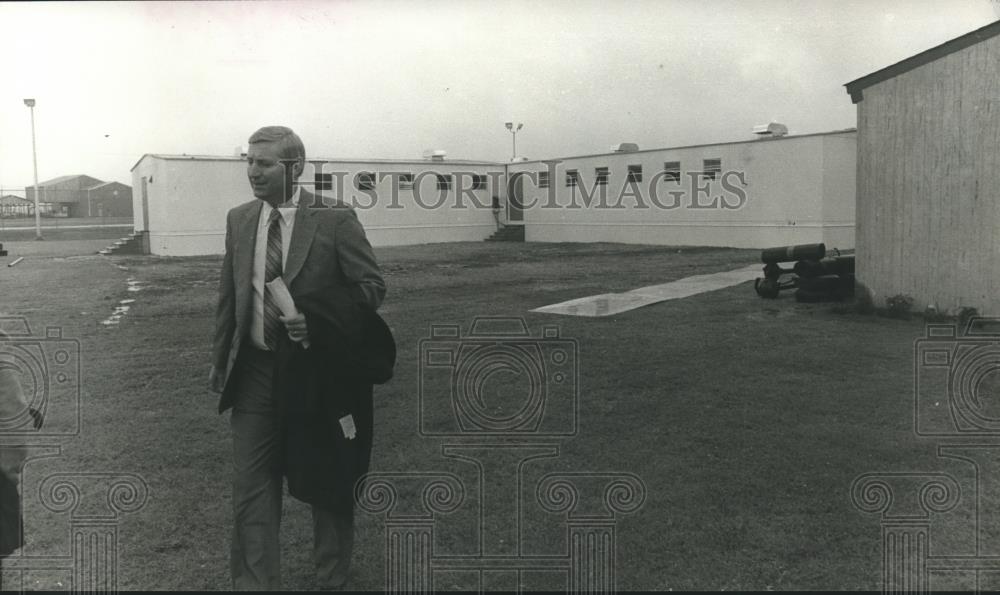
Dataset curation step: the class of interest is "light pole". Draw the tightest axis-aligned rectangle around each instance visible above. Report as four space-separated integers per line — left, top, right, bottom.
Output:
505 121 523 161
23 98 42 240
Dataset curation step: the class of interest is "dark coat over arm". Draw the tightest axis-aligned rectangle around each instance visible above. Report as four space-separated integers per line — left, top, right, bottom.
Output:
279 287 395 513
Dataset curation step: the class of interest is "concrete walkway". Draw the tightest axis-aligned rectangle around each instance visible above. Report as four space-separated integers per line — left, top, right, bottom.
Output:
531 264 761 317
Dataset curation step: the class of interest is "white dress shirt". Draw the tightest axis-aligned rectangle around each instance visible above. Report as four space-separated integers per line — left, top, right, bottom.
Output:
250 187 300 350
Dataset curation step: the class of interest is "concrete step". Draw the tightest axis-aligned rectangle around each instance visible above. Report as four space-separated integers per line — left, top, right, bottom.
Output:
485 226 525 242
99 232 144 256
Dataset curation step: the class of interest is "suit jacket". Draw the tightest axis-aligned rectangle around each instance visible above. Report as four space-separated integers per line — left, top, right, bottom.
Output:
211 191 388 512
212 190 386 412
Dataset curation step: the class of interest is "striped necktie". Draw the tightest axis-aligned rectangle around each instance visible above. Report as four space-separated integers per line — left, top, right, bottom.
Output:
263 208 283 351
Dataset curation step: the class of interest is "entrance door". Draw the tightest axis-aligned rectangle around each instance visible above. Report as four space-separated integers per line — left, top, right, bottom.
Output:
141 177 150 231
506 172 524 224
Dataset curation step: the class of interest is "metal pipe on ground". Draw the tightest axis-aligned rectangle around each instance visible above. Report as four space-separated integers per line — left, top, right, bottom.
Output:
793 256 856 278
760 243 825 264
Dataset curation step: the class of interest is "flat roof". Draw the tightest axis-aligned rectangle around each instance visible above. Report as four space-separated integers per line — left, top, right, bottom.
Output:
130 153 503 171
510 128 857 165
129 128 856 172
845 20 1000 104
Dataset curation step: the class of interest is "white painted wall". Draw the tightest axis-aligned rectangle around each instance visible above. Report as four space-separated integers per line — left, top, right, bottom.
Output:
508 131 856 249
131 155 504 256
820 134 857 249
305 160 504 248
854 33 1000 314
130 131 855 256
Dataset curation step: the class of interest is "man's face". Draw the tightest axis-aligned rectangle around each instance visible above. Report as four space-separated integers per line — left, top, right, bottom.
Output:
247 142 299 205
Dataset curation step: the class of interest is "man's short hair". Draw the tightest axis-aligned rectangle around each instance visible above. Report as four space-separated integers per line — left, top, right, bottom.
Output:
248 126 306 162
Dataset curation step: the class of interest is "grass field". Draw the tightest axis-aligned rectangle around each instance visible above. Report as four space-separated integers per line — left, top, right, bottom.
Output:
0 216 132 227
0 228 132 244
0 234 981 591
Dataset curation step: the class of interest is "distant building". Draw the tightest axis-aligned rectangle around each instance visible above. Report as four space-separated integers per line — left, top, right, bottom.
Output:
0 194 34 217
84 181 133 218
2 195 56 217
845 20 1000 314
25 174 101 217
24 175 133 218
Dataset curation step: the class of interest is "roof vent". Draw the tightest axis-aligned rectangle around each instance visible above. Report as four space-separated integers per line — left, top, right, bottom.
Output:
611 142 639 153
752 123 788 138
423 149 447 161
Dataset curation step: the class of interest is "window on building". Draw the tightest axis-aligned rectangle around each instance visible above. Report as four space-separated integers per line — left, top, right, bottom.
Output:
627 165 642 183
436 174 453 190
471 174 487 190
538 171 550 188
664 161 681 183
315 172 333 191
355 171 376 191
398 173 415 190
702 158 722 180
566 169 579 187
595 167 609 186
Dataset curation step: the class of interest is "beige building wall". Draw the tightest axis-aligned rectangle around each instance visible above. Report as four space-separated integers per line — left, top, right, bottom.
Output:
132 157 242 256
131 155 503 256
508 131 856 249
820 134 857 248
305 160 504 248
853 33 1000 313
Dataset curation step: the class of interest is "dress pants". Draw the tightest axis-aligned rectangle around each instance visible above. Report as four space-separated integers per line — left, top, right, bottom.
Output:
229 344 354 590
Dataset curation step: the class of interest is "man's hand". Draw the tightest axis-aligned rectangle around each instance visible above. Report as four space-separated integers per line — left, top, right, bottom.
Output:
280 313 309 344
209 366 226 394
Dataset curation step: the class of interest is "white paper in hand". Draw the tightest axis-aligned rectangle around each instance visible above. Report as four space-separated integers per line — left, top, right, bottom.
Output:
265 277 310 349
339 414 357 440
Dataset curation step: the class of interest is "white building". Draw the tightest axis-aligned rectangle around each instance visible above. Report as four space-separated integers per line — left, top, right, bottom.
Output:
131 154 505 256
131 128 856 256
507 129 856 249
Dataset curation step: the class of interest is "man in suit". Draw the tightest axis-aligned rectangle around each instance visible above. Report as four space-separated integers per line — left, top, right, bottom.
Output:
209 126 385 590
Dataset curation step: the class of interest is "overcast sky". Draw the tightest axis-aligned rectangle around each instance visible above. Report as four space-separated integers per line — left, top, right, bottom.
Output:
0 0 996 192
